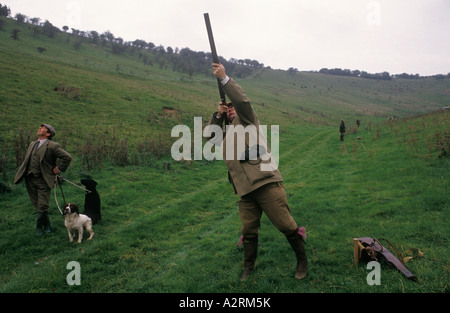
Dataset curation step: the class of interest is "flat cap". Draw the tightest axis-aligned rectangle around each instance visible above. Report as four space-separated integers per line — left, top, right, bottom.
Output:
41 124 56 138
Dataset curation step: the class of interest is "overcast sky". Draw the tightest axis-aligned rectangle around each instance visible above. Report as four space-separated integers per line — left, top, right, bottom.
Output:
3 0 450 76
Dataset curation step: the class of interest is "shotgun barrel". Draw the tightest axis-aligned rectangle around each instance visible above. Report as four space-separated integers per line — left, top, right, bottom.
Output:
204 13 227 105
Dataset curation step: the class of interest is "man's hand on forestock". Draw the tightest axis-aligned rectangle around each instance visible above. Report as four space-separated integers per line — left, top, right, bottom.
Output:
212 63 226 80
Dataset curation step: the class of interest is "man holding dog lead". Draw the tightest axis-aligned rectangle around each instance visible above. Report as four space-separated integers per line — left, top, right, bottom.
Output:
208 63 308 281
14 124 72 235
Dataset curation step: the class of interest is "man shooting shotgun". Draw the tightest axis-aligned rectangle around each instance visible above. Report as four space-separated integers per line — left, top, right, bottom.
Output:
204 14 308 281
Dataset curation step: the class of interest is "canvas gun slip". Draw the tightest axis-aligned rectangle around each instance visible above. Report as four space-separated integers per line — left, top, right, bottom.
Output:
204 13 227 107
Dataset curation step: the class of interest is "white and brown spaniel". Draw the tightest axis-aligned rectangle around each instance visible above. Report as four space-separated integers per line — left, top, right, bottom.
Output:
64 203 94 243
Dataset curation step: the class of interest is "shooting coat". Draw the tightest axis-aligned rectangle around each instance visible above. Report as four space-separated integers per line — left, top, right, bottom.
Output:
208 78 283 197
14 139 72 189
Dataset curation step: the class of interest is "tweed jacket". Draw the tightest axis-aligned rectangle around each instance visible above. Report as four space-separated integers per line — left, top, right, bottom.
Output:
14 140 72 189
208 78 282 196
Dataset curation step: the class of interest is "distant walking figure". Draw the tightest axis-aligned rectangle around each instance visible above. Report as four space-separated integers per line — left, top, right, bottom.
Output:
340 120 346 141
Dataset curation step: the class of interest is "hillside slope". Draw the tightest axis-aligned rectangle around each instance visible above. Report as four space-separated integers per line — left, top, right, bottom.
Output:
1 17 449 143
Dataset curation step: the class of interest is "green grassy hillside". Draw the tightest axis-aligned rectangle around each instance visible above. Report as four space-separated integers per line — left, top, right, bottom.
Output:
0 17 449 294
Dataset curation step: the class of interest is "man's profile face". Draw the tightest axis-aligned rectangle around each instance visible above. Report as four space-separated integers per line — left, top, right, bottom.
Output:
37 125 50 138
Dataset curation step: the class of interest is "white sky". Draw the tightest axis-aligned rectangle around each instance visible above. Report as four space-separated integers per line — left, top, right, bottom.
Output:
3 0 450 75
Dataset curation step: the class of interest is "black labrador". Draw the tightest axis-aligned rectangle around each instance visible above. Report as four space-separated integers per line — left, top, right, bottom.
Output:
80 179 101 224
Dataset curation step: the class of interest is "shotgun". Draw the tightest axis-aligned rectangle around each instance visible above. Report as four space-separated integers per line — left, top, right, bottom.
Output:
204 13 227 106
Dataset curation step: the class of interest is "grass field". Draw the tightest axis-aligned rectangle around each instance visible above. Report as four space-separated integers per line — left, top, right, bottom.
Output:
0 17 448 294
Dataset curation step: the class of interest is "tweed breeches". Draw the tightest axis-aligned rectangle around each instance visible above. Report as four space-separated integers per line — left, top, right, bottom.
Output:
238 182 298 239
25 175 51 213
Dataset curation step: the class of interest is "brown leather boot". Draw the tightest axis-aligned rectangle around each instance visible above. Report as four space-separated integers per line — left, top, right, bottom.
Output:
286 230 308 279
240 236 258 281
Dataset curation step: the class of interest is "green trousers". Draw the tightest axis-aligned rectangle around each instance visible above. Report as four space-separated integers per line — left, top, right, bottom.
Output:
238 182 298 239
25 175 51 213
